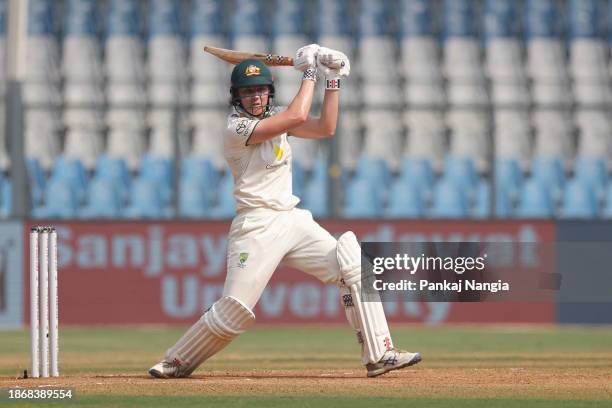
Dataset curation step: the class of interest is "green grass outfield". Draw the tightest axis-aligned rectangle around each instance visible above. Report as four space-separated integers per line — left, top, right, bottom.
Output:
1 325 611 407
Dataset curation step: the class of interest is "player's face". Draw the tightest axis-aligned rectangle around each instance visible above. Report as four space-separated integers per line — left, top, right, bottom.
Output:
238 86 270 117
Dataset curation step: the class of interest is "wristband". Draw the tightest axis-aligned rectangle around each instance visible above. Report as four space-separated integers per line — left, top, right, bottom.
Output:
325 76 341 90
302 67 317 82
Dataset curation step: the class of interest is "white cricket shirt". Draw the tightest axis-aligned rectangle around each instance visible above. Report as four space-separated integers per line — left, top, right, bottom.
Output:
224 106 300 211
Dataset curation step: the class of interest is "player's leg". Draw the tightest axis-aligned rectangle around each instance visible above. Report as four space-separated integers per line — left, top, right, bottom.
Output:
150 209 290 378
281 209 421 377
149 296 255 378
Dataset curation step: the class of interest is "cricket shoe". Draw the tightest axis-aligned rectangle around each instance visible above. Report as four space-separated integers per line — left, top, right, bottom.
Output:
366 349 422 378
148 358 187 378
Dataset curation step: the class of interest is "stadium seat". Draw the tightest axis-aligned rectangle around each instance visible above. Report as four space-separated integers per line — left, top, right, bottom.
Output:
80 178 122 219
139 156 174 204
533 109 574 163
515 179 555 218
95 156 131 200
447 109 490 171
210 172 236 219
494 109 531 166
301 178 328 218
495 159 524 202
344 178 381 218
62 0 103 83
27 158 46 206
472 179 491 219
107 128 146 171
355 156 392 196
147 0 187 83
181 156 219 189
574 157 608 199
576 110 612 161
568 0 609 82
34 179 79 219
384 178 425 218
124 177 170 219
531 156 566 201
559 179 598 219
362 110 402 170
189 0 226 83
429 178 469 218
404 110 445 170
0 177 11 218
178 178 209 218
443 156 479 193
399 158 435 201
51 156 88 203
494 184 514 218
105 0 145 82
63 127 104 170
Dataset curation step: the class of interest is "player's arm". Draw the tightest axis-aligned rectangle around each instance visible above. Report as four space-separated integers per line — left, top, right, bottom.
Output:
288 89 339 139
247 44 320 146
247 78 315 145
288 47 349 140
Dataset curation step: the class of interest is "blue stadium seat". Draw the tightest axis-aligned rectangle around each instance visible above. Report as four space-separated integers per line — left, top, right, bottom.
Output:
316 0 350 37
301 178 328 218
0 178 11 218
429 179 469 218
178 178 209 218
210 173 235 219
443 156 478 193
574 157 608 198
27 158 46 206
399 0 435 37
495 159 523 201
526 0 563 38
472 180 491 219
384 178 424 218
484 0 521 39
400 158 435 200
292 160 305 199
495 184 514 218
443 0 479 39
124 177 170 219
34 179 79 219
356 156 391 196
344 178 381 218
515 179 554 218
51 156 88 203
531 156 565 201
140 155 173 204
95 156 131 200
559 179 598 219
80 179 122 219
181 157 219 186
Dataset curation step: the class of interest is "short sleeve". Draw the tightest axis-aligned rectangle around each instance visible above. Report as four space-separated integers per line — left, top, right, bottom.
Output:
226 114 259 146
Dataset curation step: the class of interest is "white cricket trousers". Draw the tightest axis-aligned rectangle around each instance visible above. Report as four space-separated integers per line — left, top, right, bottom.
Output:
223 206 341 309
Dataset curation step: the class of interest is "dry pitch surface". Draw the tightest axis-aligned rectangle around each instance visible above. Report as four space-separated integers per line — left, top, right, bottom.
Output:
1 325 611 407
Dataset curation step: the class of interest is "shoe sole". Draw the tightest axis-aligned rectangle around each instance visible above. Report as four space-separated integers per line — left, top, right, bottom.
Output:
367 353 422 378
149 369 169 379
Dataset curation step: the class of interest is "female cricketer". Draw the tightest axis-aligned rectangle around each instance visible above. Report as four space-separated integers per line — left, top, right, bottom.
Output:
149 44 421 378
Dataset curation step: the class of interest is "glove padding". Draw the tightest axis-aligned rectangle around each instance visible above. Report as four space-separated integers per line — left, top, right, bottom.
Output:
294 44 320 72
316 47 350 77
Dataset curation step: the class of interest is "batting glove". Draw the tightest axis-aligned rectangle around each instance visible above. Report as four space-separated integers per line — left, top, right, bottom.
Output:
294 44 320 73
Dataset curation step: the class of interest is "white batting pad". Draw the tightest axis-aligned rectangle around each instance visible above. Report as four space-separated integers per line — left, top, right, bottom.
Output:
337 232 393 364
165 296 255 376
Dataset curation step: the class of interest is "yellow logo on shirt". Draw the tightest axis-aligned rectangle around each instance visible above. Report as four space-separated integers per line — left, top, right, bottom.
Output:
274 145 284 160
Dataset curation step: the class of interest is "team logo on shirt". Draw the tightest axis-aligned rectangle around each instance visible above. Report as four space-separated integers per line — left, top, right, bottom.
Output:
236 120 248 135
245 65 261 76
238 252 249 268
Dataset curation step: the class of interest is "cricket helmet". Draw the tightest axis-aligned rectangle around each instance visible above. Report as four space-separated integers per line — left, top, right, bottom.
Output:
230 59 275 116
